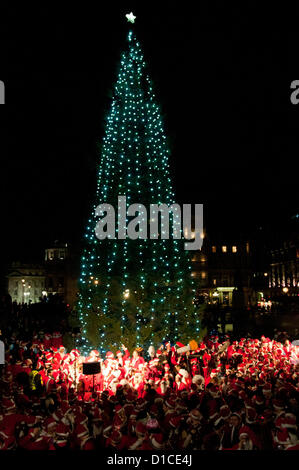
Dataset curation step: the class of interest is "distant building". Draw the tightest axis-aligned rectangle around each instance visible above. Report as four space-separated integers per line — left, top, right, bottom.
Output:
269 235 298 296
192 234 254 307
7 241 79 307
44 241 79 307
7 263 46 304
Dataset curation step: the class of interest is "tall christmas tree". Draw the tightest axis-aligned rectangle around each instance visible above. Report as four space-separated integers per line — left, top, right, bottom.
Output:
77 13 199 354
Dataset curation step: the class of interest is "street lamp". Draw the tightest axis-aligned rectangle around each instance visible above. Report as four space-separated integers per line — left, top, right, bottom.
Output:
22 279 25 303
282 287 289 294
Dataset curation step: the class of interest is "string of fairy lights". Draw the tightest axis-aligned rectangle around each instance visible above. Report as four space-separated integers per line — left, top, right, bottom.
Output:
77 17 198 355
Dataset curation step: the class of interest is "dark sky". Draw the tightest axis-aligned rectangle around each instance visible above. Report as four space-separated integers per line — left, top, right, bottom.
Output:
0 2 298 269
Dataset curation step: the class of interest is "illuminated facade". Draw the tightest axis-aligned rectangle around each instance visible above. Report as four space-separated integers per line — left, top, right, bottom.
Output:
7 241 79 307
192 236 254 307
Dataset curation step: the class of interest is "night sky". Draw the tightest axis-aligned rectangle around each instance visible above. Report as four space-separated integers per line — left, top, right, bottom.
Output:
1 3 298 273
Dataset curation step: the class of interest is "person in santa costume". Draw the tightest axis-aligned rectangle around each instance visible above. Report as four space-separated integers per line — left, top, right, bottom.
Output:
162 396 177 431
229 425 260 450
177 409 204 450
130 347 145 372
87 349 100 363
105 428 127 450
0 398 27 438
125 421 146 450
52 422 72 450
116 344 130 367
173 368 190 392
221 413 242 449
74 424 95 450
140 432 165 451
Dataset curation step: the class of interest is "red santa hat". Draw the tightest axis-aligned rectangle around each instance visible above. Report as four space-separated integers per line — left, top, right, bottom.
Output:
3 399 16 412
150 433 164 450
275 428 292 445
91 407 102 423
262 383 272 395
25 415 38 427
189 409 202 421
207 405 219 422
115 404 123 413
75 424 89 439
149 404 159 417
136 398 146 410
44 417 57 431
36 359 44 370
106 351 114 359
165 397 176 409
239 425 254 440
246 407 257 424
209 385 221 399
175 400 187 412
280 415 297 430
70 349 80 358
0 436 16 450
273 399 284 411
136 422 147 436
109 429 122 444
169 415 181 428
56 423 70 438
75 412 88 426
253 395 264 406
90 349 99 357
220 404 231 419
116 350 122 356
52 409 64 422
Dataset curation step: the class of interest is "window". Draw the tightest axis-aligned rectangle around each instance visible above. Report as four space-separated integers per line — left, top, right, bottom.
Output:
246 242 250 254
232 246 237 253
213 279 217 286
222 246 227 253
201 272 206 279
212 246 216 253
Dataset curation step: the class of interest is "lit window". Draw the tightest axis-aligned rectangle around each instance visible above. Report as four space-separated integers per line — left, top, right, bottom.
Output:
212 246 216 253
246 242 250 253
222 246 227 253
201 272 206 279
201 255 206 263
232 246 237 253
213 279 217 286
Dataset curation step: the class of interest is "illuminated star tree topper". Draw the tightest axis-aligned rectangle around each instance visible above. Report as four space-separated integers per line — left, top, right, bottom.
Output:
126 12 136 24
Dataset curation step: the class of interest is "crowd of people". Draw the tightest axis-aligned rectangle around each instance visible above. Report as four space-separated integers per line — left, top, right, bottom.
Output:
0 330 299 450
